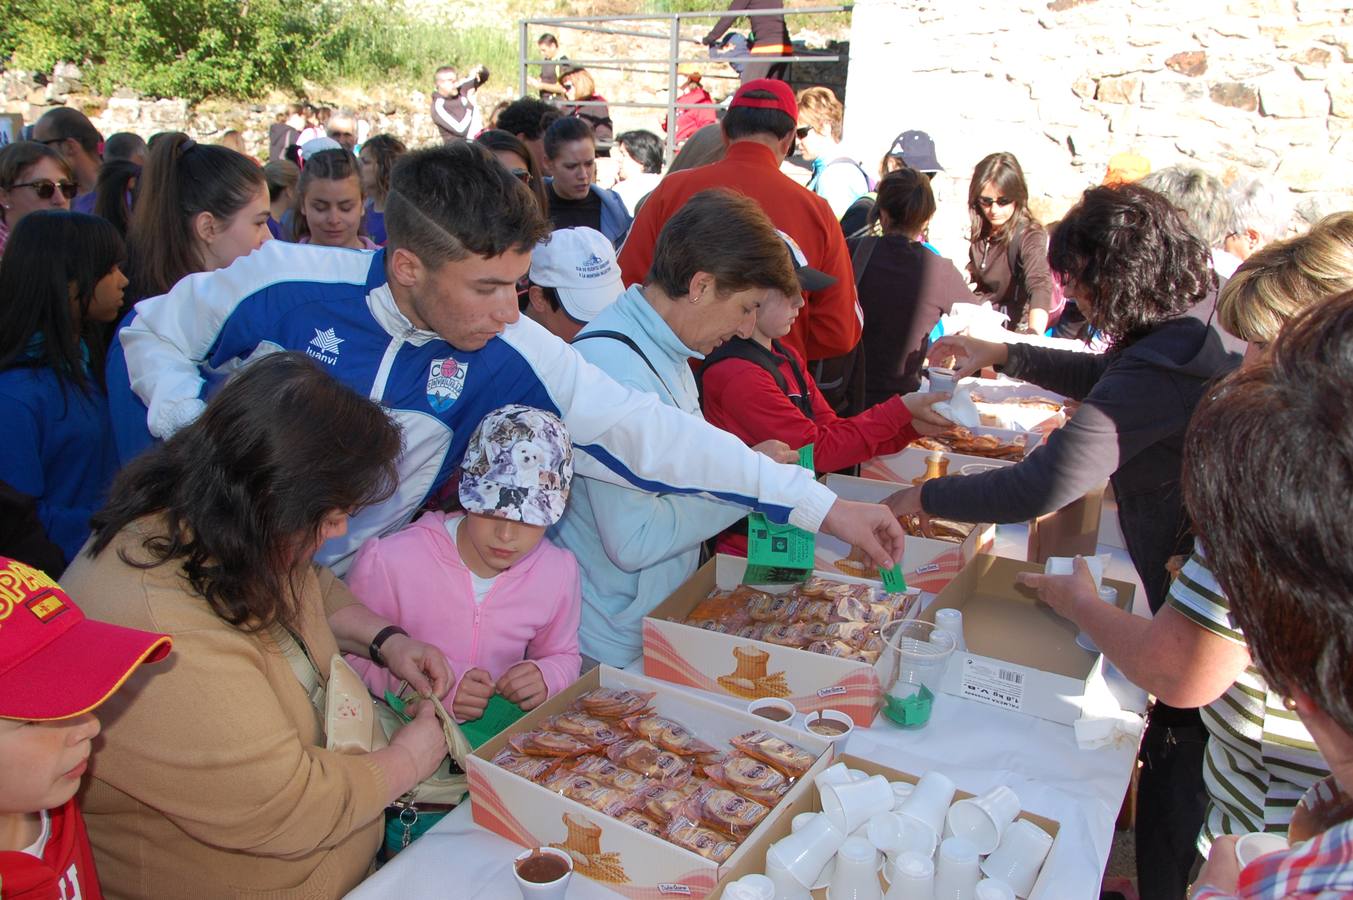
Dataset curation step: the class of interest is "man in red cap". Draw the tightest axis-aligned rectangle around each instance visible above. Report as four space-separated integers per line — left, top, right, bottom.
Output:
618 79 862 412
0 557 171 899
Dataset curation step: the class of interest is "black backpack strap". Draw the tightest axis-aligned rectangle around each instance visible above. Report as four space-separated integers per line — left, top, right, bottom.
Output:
850 235 879 290
700 338 814 419
573 330 675 403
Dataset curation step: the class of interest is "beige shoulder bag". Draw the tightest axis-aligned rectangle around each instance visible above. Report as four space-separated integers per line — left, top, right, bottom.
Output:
271 624 471 807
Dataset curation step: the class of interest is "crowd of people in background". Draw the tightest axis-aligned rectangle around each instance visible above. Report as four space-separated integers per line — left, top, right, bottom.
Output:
0 14 1349 900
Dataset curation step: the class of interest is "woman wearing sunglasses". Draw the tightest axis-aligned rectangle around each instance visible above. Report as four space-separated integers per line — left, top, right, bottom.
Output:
966 151 1054 335
0 142 77 254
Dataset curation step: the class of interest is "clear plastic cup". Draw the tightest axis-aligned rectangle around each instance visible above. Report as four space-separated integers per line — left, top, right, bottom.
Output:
879 620 956 728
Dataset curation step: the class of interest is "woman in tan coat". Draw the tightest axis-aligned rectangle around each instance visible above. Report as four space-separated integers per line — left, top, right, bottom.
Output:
62 353 454 898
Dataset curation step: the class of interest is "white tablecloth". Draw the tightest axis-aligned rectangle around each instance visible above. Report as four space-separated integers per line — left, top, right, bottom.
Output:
346 524 1148 900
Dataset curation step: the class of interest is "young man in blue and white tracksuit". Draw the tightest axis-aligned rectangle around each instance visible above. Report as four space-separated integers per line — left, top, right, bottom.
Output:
107 142 902 579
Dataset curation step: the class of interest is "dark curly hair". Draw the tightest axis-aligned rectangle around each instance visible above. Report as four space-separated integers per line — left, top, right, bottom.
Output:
1048 183 1211 348
88 352 401 631
1183 289 1353 733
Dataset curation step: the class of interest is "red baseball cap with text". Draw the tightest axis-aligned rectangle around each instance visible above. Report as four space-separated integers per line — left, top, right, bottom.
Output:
0 557 171 721
729 79 798 120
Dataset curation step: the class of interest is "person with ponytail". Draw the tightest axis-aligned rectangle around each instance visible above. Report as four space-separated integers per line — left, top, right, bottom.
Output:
358 134 405 246
107 132 270 464
124 132 270 305
92 158 141 238
291 148 377 250
0 211 127 569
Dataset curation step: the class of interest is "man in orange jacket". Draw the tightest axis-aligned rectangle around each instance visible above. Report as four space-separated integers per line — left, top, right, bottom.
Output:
618 79 862 409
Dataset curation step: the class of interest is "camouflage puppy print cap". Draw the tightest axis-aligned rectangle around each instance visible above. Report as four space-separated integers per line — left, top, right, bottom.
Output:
459 405 574 527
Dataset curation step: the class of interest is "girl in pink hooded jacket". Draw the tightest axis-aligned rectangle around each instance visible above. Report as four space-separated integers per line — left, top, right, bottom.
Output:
346 405 581 722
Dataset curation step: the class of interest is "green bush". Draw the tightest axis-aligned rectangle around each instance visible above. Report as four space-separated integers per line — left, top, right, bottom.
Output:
0 0 514 103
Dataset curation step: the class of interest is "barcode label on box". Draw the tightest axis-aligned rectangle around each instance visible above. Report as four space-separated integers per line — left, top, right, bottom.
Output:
960 658 1025 712
658 885 693 895
817 685 848 698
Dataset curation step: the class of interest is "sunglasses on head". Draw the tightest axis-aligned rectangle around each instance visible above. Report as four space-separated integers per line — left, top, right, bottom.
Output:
978 196 1014 209
11 179 79 200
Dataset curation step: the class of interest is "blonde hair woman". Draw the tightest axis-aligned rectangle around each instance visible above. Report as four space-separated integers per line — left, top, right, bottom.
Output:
1218 210 1353 348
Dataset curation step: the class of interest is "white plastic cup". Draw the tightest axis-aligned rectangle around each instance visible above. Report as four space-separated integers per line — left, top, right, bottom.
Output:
748 697 798 725
890 782 916 811
767 811 848 889
928 367 959 394
880 620 956 729
792 811 837 888
847 769 871 782
815 762 855 794
1234 832 1288 867
724 873 776 900
896 771 957 843
884 851 935 899
979 820 1054 898
512 847 574 899
822 774 896 834
829 836 884 900
868 811 939 861
803 709 855 752
945 786 1021 855
765 854 815 900
974 878 1017 900
933 608 967 653
934 837 981 900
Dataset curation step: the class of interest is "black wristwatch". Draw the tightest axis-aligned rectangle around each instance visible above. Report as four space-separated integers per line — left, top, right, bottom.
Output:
369 625 408 668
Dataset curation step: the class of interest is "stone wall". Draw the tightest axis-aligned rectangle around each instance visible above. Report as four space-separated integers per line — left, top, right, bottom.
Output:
0 69 463 158
842 0 1353 262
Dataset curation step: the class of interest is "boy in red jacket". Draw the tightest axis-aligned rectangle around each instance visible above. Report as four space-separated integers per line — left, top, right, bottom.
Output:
699 234 953 553
0 557 171 899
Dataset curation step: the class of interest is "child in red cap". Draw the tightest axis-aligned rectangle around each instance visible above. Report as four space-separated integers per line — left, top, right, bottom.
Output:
0 557 171 899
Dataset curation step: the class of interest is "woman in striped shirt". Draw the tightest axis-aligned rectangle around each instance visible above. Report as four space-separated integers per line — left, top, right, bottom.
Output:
1184 286 1353 898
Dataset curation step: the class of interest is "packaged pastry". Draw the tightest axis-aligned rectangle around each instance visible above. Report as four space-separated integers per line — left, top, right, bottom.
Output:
703 753 792 806
549 711 627 746
730 730 816 778
575 687 655 719
605 738 694 785
688 619 738 635
508 729 597 758
542 771 633 817
622 715 719 759
805 640 880 663
616 809 665 838
687 588 761 624
678 784 771 839
639 783 690 822
491 749 564 783
570 753 654 793
759 622 810 647
805 620 880 649
791 599 835 624
666 816 738 862
797 576 873 603
747 593 803 623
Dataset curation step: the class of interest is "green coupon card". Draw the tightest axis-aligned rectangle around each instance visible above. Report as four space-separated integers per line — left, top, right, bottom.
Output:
879 562 908 593
459 694 527 748
743 443 817 584
797 443 815 471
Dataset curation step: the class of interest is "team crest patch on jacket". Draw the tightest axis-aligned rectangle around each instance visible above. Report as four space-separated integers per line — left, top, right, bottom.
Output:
426 357 468 412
